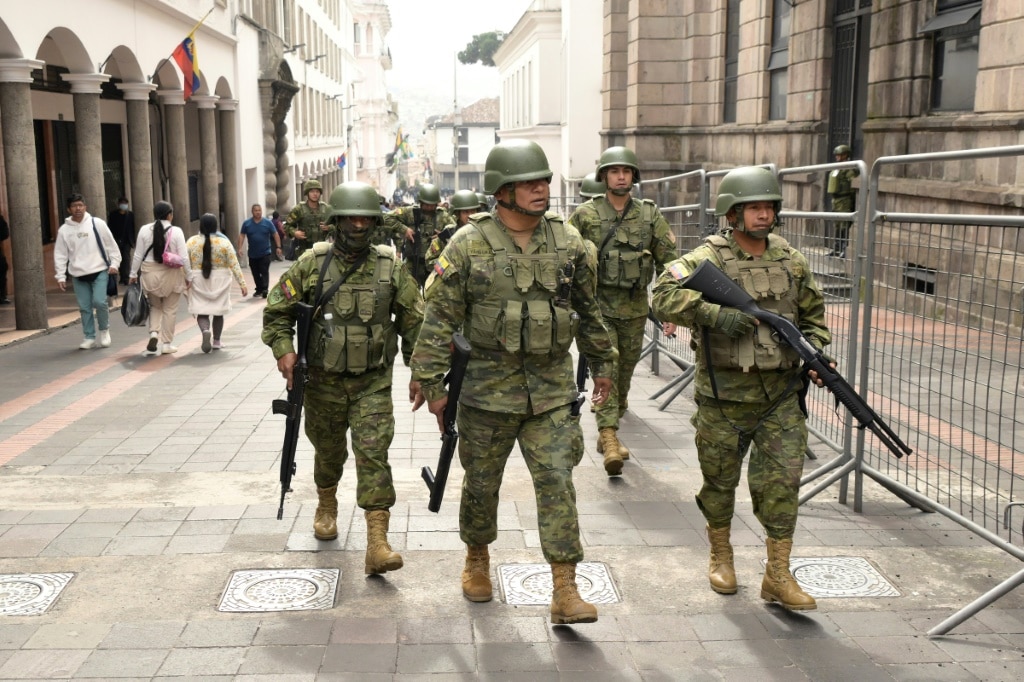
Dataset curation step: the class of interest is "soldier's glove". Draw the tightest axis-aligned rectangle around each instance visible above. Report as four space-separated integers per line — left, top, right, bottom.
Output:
697 303 755 339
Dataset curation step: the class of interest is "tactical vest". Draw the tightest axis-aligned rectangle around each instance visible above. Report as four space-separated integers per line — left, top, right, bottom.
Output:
827 169 853 196
594 198 658 290
307 243 398 375
466 215 579 356
704 235 801 372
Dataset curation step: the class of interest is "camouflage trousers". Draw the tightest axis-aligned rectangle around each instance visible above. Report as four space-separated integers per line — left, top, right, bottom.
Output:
303 384 396 510
457 403 585 563
594 314 647 430
691 392 807 539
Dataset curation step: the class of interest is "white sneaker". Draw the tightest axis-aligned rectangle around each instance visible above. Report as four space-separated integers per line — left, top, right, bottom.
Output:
79 338 96 350
162 344 178 354
99 330 111 347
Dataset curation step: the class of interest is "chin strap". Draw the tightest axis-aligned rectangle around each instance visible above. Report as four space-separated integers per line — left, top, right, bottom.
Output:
496 186 548 217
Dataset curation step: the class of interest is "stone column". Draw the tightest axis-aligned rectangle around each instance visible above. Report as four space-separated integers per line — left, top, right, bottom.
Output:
117 82 157 225
218 99 241 243
62 73 111 216
192 94 219 219
157 90 189 233
0 58 47 329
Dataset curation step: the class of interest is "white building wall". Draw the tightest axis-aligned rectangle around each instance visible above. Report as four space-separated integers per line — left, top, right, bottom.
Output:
561 0 602 190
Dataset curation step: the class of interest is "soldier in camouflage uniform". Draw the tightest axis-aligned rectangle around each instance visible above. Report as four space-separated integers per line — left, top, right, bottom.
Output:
263 181 424 576
827 144 860 257
568 147 678 476
410 139 617 624
381 183 453 287
651 166 832 611
284 179 331 259
424 189 482 272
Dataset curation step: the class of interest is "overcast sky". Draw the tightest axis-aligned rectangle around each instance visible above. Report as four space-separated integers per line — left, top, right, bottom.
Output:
384 0 534 106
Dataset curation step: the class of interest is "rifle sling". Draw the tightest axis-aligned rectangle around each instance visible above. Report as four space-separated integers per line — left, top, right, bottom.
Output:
312 247 370 315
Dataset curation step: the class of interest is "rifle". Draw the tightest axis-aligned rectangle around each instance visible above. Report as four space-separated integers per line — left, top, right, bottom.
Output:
681 261 912 459
421 333 473 512
571 354 589 417
271 301 314 519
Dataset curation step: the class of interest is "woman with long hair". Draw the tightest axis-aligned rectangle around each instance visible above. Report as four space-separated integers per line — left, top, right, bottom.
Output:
129 201 192 355
186 213 247 352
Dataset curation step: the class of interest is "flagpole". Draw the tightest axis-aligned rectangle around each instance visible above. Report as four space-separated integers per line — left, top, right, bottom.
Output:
149 4 216 83
186 5 216 37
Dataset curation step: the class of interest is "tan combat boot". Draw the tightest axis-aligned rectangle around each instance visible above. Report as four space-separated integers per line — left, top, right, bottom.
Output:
462 545 492 602
364 510 403 574
761 537 816 611
707 525 737 594
313 485 338 540
597 427 624 476
550 563 598 624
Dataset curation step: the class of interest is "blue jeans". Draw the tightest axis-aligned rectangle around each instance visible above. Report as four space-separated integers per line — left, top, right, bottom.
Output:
72 272 110 339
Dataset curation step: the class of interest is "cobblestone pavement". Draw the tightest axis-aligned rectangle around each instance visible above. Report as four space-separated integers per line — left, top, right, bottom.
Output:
1 260 1022 680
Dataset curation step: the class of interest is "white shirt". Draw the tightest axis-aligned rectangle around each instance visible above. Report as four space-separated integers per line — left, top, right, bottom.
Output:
130 220 194 281
53 212 121 282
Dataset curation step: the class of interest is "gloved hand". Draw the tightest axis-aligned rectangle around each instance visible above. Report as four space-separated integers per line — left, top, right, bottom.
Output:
697 303 755 338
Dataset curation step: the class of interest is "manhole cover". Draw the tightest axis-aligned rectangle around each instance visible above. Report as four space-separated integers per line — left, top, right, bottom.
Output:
497 562 620 605
761 557 900 598
218 568 340 612
0 573 75 616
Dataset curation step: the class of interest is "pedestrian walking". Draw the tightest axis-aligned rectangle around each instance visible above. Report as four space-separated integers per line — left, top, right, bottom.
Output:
262 181 423 575
187 213 247 352
53 194 121 349
238 204 281 298
106 196 136 285
130 201 192 356
568 146 678 476
410 139 617 624
651 166 832 611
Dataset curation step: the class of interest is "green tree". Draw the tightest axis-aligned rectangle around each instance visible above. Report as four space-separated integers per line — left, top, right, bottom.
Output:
458 32 504 68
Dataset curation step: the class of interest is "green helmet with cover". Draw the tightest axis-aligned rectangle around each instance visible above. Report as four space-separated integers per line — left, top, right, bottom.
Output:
833 144 852 156
449 189 480 212
476 192 488 209
327 181 382 222
482 139 553 195
714 166 782 216
596 146 641 183
418 183 441 205
302 179 323 197
580 172 606 198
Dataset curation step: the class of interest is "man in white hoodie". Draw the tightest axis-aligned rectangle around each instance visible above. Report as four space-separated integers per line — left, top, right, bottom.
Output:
54 193 121 349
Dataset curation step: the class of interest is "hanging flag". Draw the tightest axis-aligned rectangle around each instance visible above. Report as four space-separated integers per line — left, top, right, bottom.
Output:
337 153 346 169
172 34 201 101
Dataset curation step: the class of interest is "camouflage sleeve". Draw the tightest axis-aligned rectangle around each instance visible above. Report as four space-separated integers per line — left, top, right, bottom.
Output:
391 259 425 366
791 250 832 350
423 235 444 271
410 234 471 402
382 209 409 243
567 204 601 245
261 253 316 359
567 226 617 378
283 205 302 238
651 206 679 272
650 247 716 328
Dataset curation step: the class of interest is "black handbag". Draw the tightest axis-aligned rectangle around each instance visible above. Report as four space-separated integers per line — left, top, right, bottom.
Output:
120 282 150 327
92 219 118 297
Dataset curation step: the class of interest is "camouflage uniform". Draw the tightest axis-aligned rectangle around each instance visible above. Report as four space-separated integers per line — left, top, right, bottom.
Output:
382 206 454 287
262 242 423 509
284 201 331 259
650 231 830 539
411 212 616 563
423 211 488 272
568 196 677 428
827 167 859 256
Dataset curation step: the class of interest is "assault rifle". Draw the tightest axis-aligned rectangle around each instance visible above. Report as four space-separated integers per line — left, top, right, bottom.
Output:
271 301 314 519
571 354 589 417
681 261 912 459
421 333 473 512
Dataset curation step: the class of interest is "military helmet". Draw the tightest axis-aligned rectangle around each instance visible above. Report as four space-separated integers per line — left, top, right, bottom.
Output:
476 192 488 209
833 144 852 156
714 167 782 216
418 183 441 205
449 189 480 212
302 179 323 197
580 172 606 198
483 139 553 195
596 146 641 183
327 181 382 221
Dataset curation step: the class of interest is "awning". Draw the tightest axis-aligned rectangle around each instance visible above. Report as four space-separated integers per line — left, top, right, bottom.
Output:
917 5 981 35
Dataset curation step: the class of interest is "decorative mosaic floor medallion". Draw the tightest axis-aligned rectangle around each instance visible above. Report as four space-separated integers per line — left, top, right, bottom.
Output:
497 562 620 606
0 573 75 616
763 556 900 598
218 568 340 613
